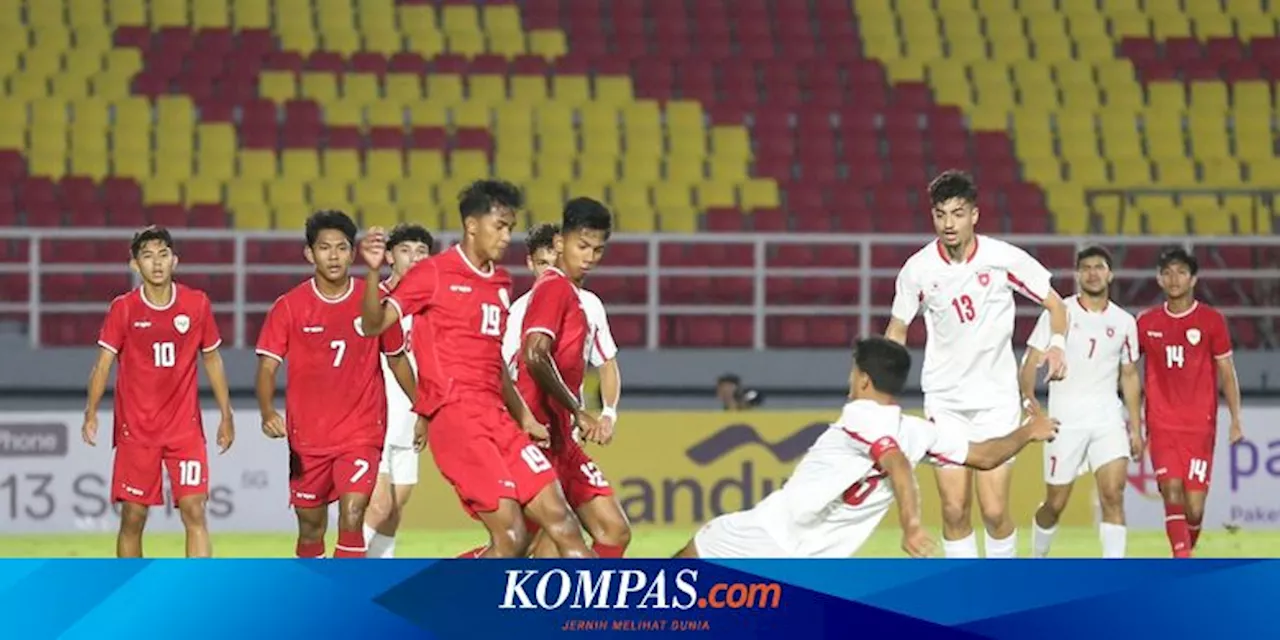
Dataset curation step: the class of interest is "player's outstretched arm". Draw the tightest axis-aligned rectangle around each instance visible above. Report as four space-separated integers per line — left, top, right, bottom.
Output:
499 365 548 442
387 352 416 402
880 448 935 558
357 226 401 336
82 346 116 446
1039 291 1070 382
884 317 909 345
524 332 590 420
255 356 286 438
202 348 236 453
965 414 1059 470
593 357 621 444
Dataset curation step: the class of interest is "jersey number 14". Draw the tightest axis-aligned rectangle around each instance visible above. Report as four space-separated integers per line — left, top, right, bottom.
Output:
1165 345 1185 369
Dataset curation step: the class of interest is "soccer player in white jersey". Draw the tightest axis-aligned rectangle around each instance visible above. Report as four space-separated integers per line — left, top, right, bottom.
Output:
362 224 432 558
675 337 1059 559
1020 246 1143 558
885 170 1070 558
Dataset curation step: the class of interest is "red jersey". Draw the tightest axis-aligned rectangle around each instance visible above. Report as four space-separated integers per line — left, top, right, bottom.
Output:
97 283 220 446
386 245 513 417
256 278 406 454
1136 301 1232 433
515 268 590 446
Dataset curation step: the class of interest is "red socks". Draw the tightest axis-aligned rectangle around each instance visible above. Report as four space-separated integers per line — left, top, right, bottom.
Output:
456 545 488 559
1164 503 1192 558
296 540 325 559
592 542 626 558
1189 525 1202 550
333 530 367 558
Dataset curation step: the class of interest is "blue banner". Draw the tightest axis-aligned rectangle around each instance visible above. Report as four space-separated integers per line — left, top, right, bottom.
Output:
1 559 1274 639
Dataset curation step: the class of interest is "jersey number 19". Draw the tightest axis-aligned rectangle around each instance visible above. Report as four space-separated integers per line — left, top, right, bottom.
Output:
480 303 502 336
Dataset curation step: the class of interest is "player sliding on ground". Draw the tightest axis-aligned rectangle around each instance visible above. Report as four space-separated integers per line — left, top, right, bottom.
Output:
83 226 235 558
675 337 1058 559
514 201 630 558
885 170 1070 558
1020 246 1143 558
255 211 416 558
363 224 434 559
358 180 595 558
1136 247 1244 557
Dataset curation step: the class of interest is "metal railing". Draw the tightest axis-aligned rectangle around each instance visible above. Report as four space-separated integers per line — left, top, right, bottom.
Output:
0 228 1278 349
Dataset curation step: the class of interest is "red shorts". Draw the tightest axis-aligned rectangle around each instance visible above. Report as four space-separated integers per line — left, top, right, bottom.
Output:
548 441 615 510
1148 429 1216 492
112 434 208 506
427 400 555 518
288 444 382 508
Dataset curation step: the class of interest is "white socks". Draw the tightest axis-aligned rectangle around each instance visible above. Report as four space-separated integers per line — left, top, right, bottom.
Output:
942 532 979 558
363 524 397 559
1099 522 1126 558
985 531 1017 558
1032 522 1056 558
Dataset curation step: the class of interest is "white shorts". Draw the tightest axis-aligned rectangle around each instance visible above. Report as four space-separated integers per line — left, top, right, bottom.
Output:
378 443 419 486
1044 422 1129 485
693 511 789 559
925 400 1022 469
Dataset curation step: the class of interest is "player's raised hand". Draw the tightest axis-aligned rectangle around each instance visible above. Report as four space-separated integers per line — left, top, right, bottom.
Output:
413 414 428 452
1043 346 1068 382
1229 418 1245 445
901 524 936 558
261 410 287 439
81 412 98 446
216 414 235 453
358 226 387 270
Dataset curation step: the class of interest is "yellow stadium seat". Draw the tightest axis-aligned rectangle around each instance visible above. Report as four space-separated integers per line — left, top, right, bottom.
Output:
259 71 298 104
739 179 779 211
408 101 448 127
495 131 534 161
267 180 307 208
493 153 533 184
322 149 362 182
696 182 737 208
382 73 422 106
484 3 522 32
1189 118 1230 161
365 149 404 182
70 150 109 181
446 32 486 56
1234 122 1273 160
1202 158 1243 185
183 177 222 206
622 154 661 184
1235 17 1274 40
1110 159 1152 186
322 30 364 58
1065 160 1107 186
275 204 313 231
1022 157 1063 183
278 29 319 57
576 156 617 184
551 75 591 106
1193 14 1234 40
281 150 321 182
193 0 229 27
406 29 445 58
361 203 400 228
1155 158 1198 187
441 4 480 33
108 0 147 25
237 151 281 180
710 126 751 161
309 179 352 210
64 49 104 79
401 204 443 230
342 72 380 105
658 208 698 233
453 102 491 128
510 75 548 105
594 76 635 107
426 74 465 106
231 0 269 28
154 153 194 182
226 178 265 208
652 183 691 211
233 203 272 230
708 156 748 184
366 102 404 128
610 204 655 232
140 177 181 205
1147 83 1187 111
449 150 490 180
529 30 567 59
325 99 364 127
150 0 188 28
1146 212 1189 236
469 74 508 105
407 150 446 181
535 154 574 183
394 177 435 208
608 182 650 211
353 180 391 208
494 103 533 133
1189 82 1229 114
300 72 339 104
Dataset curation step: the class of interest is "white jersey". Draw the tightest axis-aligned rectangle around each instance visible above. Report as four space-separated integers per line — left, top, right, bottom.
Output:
1027 295 1138 429
502 287 618 378
380 281 418 448
891 235 1055 410
751 400 970 557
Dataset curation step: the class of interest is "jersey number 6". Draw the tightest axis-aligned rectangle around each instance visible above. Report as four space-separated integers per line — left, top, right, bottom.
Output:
842 476 882 507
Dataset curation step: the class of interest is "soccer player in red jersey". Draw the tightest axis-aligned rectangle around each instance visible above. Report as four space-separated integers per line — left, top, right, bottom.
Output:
358 179 593 558
82 226 235 558
1136 247 1244 557
516 198 631 558
255 211 416 559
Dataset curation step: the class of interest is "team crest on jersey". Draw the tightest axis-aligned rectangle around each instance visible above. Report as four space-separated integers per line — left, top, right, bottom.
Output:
498 288 511 309
173 314 190 334
977 272 990 286
353 317 366 337
1186 328 1201 345
1106 327 1115 338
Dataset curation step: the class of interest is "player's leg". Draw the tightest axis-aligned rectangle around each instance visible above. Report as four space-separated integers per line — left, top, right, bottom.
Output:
522 481 594 558
332 445 381 558
1148 430 1193 557
554 448 630 558
1093 458 1129 558
673 540 700 558
364 471 396 556
1032 428 1087 558
474 499 533 557
289 448 331 558
364 444 416 558
164 436 212 558
110 442 163 558
1182 433 1216 551
933 466 977 557
973 405 1022 558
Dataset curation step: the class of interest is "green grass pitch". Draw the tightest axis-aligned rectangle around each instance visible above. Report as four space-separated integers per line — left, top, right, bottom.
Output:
2 526 1273 558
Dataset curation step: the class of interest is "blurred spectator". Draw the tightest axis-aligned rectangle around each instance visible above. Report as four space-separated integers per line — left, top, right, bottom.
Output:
717 373 763 411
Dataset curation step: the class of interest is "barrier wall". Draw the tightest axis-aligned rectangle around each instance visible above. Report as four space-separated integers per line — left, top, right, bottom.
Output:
2 408 1270 536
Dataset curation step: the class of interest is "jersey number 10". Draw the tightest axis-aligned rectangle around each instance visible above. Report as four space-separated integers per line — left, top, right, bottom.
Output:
1165 345 1185 369
152 342 175 368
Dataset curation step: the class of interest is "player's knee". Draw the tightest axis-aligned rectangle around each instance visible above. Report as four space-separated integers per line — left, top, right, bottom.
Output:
589 516 631 549
1097 487 1125 516
177 499 208 530
940 500 969 526
491 521 531 557
337 500 367 530
119 504 148 534
1159 482 1186 506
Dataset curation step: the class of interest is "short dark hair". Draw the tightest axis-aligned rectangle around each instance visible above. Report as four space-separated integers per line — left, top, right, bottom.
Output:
526 222 559 255
304 210 357 246
561 197 613 239
387 223 434 252
853 337 912 396
458 179 522 221
1157 246 1199 275
717 373 741 386
928 170 978 206
1076 245 1113 269
130 225 174 258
